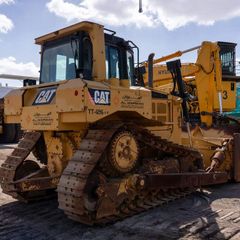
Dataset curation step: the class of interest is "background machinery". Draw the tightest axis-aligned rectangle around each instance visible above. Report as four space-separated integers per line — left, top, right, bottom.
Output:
0 74 37 143
143 41 238 125
0 22 227 225
142 41 240 181
0 85 17 143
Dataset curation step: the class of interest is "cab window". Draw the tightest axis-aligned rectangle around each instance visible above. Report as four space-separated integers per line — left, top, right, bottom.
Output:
221 51 234 75
105 45 120 79
40 32 93 84
41 41 78 83
127 51 134 83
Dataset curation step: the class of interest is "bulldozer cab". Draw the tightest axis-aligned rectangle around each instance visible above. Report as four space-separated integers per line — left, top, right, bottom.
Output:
37 21 135 87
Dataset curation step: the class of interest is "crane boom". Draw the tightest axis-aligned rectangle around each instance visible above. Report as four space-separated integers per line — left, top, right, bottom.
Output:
0 74 39 81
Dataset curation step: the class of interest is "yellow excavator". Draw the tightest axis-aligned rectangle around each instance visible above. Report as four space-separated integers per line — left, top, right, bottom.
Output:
142 41 240 180
0 22 229 225
143 41 238 125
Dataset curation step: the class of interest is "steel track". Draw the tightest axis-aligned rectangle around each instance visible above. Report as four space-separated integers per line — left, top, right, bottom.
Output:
57 124 203 225
0 132 41 201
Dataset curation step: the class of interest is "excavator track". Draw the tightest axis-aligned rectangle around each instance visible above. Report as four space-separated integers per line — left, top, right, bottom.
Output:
58 124 203 225
0 132 41 201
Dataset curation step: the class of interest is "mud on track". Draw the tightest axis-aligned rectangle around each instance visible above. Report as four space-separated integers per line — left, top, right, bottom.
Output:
1 144 240 240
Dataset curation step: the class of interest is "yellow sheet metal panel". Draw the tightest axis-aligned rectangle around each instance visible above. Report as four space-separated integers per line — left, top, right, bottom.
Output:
4 89 24 123
21 105 58 131
60 112 87 123
35 21 101 45
85 83 152 123
4 115 21 124
213 81 236 111
56 79 85 113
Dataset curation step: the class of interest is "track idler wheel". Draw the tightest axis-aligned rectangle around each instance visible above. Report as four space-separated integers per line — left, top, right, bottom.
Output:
101 130 140 176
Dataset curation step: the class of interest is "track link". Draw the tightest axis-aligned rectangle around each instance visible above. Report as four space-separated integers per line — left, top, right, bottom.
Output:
132 124 202 163
0 132 41 200
57 128 118 223
57 124 203 225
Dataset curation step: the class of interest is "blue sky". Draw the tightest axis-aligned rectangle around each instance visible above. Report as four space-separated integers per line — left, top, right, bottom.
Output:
1 0 240 86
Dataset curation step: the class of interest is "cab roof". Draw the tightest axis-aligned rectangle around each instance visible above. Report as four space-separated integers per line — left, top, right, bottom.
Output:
35 21 103 45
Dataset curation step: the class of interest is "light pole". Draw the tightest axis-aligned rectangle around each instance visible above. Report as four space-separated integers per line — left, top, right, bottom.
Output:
139 0 143 13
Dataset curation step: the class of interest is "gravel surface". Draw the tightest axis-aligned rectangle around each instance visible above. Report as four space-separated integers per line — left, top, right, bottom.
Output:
1 144 240 240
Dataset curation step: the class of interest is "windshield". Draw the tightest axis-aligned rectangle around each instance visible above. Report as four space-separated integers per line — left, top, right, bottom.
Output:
40 41 78 83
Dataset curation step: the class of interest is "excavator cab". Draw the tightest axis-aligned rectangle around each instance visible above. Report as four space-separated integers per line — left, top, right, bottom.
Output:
213 42 240 115
218 42 240 118
218 41 237 77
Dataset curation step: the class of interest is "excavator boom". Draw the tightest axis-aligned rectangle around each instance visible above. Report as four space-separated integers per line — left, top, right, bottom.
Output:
143 41 238 126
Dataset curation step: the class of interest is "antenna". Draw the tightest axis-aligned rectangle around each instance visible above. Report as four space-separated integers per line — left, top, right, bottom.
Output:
139 0 143 13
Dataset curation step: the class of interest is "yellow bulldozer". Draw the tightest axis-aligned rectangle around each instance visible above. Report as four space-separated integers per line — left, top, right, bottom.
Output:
0 22 228 225
142 41 240 181
0 74 37 143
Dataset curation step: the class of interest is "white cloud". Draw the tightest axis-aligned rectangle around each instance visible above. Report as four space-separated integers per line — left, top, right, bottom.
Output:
0 14 13 33
0 57 39 76
46 0 154 28
46 0 240 30
0 0 14 33
0 0 14 4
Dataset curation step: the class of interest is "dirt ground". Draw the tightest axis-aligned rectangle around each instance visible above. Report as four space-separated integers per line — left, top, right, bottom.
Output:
1 144 240 240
